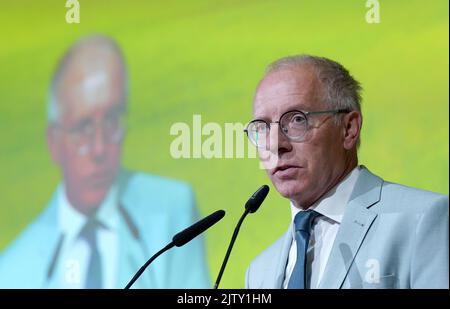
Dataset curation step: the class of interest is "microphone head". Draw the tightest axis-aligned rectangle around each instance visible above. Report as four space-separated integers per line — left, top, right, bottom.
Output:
172 210 225 247
245 185 269 213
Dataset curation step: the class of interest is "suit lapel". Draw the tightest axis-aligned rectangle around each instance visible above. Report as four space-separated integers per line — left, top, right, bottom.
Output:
116 171 171 288
318 204 377 288
117 209 151 289
318 167 382 288
39 193 65 288
117 204 172 289
265 228 292 288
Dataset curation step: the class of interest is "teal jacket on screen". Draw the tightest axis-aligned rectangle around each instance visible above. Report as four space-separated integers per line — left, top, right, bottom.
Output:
246 167 449 289
0 170 211 288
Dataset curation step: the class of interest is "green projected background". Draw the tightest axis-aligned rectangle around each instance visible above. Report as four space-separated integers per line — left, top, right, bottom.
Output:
0 0 448 288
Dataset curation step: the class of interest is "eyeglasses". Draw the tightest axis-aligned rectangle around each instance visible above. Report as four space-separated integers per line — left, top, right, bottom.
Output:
244 108 350 148
55 111 126 155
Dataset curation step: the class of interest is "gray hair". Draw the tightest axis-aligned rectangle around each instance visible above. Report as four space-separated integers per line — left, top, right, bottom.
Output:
266 54 362 146
47 35 127 124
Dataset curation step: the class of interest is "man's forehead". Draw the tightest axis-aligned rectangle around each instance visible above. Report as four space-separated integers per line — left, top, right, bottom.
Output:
256 67 318 97
58 99 124 127
253 68 322 118
58 63 125 111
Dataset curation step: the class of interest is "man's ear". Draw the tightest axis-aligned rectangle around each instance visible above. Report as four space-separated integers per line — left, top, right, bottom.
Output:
342 111 362 150
46 125 62 165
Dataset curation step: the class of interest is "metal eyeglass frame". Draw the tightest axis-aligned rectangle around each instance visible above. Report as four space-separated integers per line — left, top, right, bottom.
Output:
244 108 351 148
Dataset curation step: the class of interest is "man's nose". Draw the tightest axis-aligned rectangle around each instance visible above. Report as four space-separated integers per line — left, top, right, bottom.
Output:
91 124 107 161
269 124 292 155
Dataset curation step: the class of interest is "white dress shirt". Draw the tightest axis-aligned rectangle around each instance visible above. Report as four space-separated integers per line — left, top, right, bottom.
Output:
283 166 361 289
49 184 120 289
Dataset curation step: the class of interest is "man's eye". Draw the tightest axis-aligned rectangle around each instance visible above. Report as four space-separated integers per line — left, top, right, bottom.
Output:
258 125 267 133
292 115 306 123
71 120 93 135
106 114 121 127
252 122 266 132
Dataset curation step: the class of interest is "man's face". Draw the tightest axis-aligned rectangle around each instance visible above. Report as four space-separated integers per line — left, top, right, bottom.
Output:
48 59 125 214
253 67 351 208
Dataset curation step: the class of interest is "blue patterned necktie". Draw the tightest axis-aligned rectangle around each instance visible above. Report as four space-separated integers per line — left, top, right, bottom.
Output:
79 218 103 289
287 209 320 289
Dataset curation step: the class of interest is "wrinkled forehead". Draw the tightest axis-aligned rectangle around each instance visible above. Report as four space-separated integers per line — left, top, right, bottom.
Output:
252 68 324 121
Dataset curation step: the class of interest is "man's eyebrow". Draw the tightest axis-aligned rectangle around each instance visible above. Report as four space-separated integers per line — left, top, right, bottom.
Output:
251 115 271 122
71 117 92 130
251 105 309 122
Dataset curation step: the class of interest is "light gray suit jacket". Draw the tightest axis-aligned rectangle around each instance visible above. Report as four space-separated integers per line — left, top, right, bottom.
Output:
245 167 449 289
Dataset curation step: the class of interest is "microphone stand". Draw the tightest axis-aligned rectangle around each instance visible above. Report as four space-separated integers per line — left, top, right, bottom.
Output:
124 242 174 289
124 209 225 289
214 208 250 289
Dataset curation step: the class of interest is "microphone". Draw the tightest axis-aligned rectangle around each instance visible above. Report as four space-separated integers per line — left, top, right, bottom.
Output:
125 209 225 289
245 184 270 213
214 185 269 289
172 209 225 246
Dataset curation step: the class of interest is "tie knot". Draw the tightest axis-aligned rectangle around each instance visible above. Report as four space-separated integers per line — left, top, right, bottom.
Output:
293 209 320 233
79 217 103 245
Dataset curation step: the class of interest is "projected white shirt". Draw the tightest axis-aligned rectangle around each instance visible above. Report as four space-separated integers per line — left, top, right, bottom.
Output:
49 183 119 289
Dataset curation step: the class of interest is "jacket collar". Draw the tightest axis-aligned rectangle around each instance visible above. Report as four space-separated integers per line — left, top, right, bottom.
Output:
318 166 382 288
270 166 383 289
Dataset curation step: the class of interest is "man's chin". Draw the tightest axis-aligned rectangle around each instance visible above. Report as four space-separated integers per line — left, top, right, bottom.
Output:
74 190 109 214
273 180 303 200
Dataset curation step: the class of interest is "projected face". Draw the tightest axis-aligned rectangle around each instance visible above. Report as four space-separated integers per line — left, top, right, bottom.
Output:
253 66 354 209
47 52 126 215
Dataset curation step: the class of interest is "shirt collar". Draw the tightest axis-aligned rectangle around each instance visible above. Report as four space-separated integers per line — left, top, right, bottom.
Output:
290 165 361 224
58 182 120 241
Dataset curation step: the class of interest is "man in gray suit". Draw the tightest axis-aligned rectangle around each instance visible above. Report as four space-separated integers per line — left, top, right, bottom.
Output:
244 55 448 289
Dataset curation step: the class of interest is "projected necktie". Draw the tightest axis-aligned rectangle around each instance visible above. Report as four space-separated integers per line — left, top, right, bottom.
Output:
287 209 320 289
79 218 103 289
